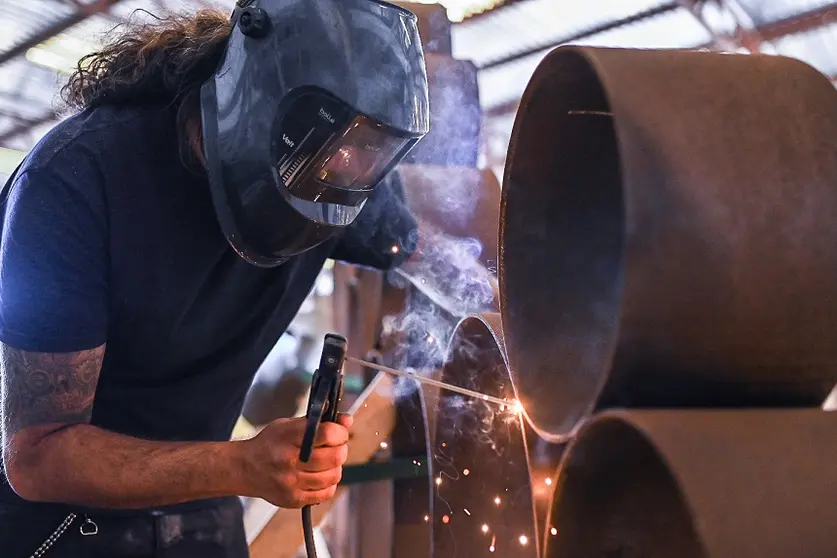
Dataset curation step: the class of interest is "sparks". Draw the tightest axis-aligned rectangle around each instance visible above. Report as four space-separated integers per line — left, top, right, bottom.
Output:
442 515 450 524
464 509 471 516
379 441 388 449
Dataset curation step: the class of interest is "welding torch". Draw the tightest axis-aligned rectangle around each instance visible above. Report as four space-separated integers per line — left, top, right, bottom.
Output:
298 335 518 558
299 333 347 558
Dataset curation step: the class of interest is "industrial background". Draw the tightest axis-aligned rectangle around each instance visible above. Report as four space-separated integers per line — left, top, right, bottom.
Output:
3 1 837 558
1 0 836 182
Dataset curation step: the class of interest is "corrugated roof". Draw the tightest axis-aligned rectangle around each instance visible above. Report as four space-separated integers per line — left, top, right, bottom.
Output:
0 0 836 158
452 0 677 65
474 6 713 109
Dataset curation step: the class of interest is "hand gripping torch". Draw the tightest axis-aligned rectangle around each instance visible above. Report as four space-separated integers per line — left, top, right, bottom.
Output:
299 333 347 558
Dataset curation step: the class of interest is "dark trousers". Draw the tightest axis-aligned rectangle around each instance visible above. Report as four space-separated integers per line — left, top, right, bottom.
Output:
2 498 249 558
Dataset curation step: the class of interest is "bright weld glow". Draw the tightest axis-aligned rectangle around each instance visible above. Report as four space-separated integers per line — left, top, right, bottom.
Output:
436 477 443 486
519 535 529 546
545 477 553 486
550 527 558 536
442 515 450 524
390 245 400 254
379 441 388 449
481 524 489 533
463 468 470 476
424 515 430 522
494 496 501 505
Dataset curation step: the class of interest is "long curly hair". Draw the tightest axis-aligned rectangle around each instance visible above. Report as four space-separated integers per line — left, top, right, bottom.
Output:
61 9 233 161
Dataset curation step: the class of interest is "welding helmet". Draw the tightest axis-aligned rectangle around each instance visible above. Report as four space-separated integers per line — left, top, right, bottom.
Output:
200 0 429 267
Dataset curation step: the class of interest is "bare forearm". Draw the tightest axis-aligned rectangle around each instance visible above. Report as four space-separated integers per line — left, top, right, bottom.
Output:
9 424 251 509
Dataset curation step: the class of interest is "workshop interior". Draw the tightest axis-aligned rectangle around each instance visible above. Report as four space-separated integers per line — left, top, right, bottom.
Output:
3 0 837 557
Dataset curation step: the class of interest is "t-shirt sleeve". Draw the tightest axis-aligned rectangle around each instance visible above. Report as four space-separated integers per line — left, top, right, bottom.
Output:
330 171 419 270
0 162 109 353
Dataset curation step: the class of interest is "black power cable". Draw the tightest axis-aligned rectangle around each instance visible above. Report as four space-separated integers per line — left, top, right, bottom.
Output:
299 334 347 558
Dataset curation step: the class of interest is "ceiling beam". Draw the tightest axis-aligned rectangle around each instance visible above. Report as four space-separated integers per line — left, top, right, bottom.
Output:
680 0 767 53
477 2 681 70
756 2 837 41
483 1 837 118
0 0 124 67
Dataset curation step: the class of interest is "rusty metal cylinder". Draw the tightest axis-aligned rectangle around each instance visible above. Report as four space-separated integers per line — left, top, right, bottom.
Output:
431 313 549 558
500 46 837 440
545 410 837 558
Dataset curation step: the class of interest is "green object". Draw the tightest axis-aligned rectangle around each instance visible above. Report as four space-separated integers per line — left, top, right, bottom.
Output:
340 457 428 485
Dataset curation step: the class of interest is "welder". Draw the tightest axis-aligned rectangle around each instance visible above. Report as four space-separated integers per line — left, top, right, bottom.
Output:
0 1 477 556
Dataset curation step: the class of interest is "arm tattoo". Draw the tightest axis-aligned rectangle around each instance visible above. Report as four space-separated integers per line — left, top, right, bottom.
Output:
0 344 104 437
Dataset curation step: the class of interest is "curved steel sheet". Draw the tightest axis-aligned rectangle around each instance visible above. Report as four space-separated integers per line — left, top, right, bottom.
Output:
545 409 837 558
500 46 837 440
431 313 544 558
391 374 437 558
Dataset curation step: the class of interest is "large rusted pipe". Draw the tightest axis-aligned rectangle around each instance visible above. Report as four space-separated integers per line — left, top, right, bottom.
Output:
431 313 558 558
500 46 837 441
544 410 837 558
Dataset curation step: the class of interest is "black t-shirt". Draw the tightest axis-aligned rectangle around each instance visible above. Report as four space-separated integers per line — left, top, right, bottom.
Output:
0 105 417 513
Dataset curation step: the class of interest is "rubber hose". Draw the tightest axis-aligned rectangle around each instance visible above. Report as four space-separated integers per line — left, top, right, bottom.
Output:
302 505 317 558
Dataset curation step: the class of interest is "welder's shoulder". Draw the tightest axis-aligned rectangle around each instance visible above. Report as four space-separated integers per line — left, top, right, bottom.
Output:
19 104 158 180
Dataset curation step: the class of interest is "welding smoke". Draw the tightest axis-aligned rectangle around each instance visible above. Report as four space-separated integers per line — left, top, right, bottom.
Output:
384 229 496 375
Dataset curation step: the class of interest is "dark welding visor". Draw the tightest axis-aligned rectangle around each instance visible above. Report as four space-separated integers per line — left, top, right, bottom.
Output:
273 87 420 218
314 116 413 190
